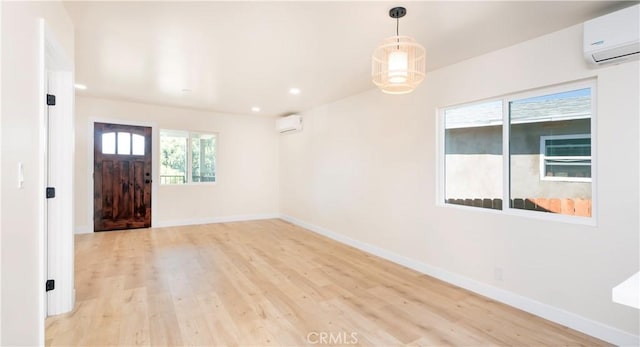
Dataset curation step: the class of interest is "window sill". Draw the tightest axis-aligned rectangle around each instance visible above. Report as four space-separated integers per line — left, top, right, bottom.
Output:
160 182 217 186
437 202 596 226
540 177 592 183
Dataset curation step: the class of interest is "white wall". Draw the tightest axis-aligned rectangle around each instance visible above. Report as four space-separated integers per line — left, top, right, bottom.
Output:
0 0 3 341
0 1 74 345
280 24 639 343
75 96 279 232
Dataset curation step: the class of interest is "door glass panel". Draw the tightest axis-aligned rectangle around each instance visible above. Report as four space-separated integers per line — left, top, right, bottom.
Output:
117 132 131 155
132 134 145 156
102 132 116 154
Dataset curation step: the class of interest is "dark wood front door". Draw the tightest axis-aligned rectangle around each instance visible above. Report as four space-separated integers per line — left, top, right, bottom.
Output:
94 122 152 231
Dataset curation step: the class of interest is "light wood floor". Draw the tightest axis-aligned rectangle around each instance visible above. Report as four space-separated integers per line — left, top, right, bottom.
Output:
46 219 609 346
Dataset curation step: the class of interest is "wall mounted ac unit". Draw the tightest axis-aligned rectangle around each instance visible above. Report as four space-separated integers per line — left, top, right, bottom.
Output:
276 115 302 133
583 4 639 67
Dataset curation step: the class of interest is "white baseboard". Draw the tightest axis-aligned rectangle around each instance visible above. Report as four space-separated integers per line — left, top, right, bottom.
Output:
75 213 280 233
280 214 640 347
74 226 91 234
153 213 280 228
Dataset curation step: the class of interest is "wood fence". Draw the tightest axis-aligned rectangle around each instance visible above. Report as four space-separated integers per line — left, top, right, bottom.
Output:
446 198 591 217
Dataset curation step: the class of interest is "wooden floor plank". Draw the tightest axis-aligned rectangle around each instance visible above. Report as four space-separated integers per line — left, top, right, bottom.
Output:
46 219 610 346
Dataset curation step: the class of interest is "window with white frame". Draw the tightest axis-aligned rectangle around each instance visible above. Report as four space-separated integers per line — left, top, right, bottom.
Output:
160 130 217 185
540 134 591 182
441 81 594 219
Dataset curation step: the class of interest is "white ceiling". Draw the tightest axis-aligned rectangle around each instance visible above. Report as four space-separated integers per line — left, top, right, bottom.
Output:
64 1 624 117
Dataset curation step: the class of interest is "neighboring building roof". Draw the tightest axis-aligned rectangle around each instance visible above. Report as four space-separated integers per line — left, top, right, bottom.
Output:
445 95 591 129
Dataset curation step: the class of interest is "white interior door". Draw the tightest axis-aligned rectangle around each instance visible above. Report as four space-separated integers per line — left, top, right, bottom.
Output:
43 25 75 317
45 69 75 316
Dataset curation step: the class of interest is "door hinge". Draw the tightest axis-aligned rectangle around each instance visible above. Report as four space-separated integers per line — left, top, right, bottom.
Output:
46 279 55 292
46 187 56 199
46 94 56 106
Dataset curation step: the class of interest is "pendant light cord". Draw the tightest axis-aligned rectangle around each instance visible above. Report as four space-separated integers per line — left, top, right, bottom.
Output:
396 16 400 49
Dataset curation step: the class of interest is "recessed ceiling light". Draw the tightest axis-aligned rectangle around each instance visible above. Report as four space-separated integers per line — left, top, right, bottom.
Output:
251 106 261 112
74 83 87 90
289 88 301 95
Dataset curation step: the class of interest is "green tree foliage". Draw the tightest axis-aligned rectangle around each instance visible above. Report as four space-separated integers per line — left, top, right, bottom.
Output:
160 136 186 181
192 135 216 182
160 133 216 184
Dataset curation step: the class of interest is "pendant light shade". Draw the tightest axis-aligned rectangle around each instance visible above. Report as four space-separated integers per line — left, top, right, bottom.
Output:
372 8 426 94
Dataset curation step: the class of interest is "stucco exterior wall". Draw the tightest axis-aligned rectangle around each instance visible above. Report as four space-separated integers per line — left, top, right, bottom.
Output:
445 119 591 199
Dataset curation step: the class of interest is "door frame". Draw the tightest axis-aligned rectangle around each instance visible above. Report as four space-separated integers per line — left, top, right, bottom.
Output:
87 118 158 232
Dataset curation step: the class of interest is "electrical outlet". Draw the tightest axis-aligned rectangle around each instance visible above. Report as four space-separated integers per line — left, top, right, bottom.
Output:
494 267 503 281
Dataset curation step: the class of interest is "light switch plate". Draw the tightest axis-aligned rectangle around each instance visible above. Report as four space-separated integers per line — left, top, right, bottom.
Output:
18 162 24 188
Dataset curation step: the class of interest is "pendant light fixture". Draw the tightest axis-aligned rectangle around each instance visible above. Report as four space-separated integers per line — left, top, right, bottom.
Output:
372 7 426 94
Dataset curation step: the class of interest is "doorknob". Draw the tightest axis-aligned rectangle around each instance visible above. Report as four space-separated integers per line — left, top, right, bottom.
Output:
145 179 151 184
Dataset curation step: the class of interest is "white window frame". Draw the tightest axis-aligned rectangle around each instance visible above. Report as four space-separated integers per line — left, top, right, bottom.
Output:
437 79 596 225
189 131 217 184
160 129 218 185
539 134 592 183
